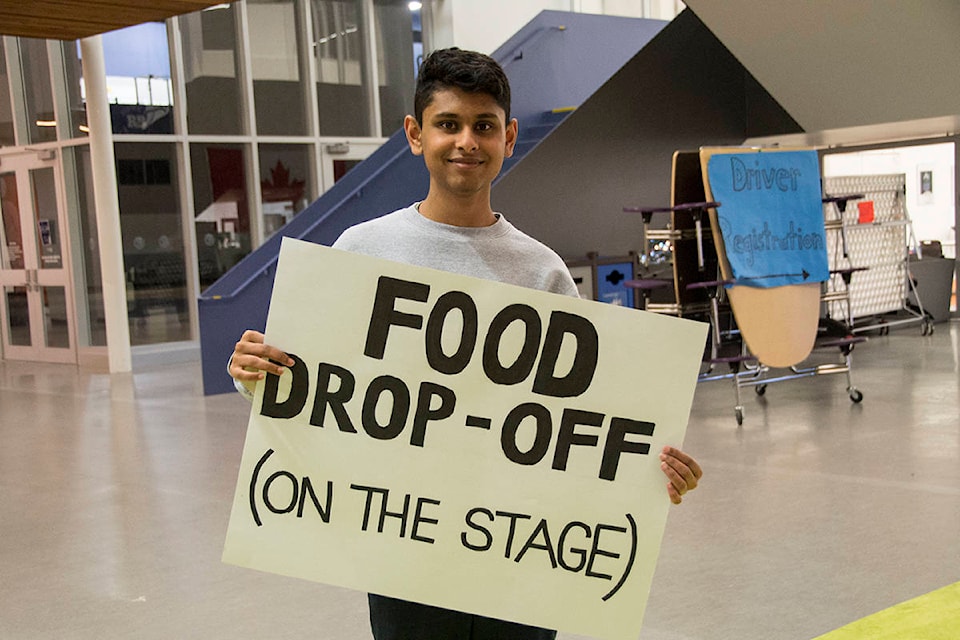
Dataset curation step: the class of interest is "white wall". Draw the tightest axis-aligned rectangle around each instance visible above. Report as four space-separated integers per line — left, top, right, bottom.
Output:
428 0 683 54
823 142 957 258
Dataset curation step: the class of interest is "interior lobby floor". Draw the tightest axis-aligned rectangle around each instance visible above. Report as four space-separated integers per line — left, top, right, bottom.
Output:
1 320 957 640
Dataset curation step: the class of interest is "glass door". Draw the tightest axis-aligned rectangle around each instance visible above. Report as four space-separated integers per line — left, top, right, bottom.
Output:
0 152 75 363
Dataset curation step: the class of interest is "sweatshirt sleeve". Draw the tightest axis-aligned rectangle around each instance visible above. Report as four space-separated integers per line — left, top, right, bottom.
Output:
228 354 256 402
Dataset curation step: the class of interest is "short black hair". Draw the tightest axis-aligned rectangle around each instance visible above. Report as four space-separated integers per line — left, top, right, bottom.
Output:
413 47 511 124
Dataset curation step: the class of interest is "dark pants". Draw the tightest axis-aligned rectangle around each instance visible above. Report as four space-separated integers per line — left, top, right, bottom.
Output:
368 594 557 640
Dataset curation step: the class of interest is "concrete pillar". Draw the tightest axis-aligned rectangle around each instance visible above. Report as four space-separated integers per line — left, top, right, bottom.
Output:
79 35 131 373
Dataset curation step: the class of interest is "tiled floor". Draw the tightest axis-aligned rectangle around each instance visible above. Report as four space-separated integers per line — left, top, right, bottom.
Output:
1 321 957 640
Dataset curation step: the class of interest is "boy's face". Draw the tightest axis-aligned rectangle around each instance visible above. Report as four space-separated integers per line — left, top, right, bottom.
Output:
404 87 518 203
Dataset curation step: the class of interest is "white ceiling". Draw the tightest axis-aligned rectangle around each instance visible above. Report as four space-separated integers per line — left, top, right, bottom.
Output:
684 0 960 145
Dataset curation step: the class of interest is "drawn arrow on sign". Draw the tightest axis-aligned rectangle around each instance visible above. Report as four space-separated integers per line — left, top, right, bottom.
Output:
738 269 810 283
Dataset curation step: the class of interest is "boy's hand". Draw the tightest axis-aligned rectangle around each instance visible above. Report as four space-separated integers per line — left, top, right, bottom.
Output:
228 330 295 382
659 446 702 505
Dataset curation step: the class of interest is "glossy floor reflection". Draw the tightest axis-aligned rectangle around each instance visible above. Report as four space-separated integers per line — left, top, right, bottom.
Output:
1 322 957 640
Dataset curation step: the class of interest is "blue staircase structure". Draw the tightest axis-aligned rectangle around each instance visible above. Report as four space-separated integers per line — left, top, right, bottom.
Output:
199 10 668 394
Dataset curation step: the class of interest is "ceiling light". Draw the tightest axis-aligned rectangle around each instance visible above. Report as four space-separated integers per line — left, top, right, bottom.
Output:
408 2 422 11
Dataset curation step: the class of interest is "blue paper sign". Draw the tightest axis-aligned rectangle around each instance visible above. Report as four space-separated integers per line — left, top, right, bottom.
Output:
707 150 828 288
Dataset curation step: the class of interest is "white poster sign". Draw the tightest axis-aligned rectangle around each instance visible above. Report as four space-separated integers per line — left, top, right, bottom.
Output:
223 238 707 640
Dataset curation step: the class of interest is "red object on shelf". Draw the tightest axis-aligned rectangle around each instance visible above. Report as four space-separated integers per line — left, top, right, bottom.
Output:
857 201 875 224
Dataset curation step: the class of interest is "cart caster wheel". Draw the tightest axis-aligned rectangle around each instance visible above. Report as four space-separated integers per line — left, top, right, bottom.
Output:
755 384 767 396
849 389 863 403
880 325 889 336
735 408 744 425
921 320 934 336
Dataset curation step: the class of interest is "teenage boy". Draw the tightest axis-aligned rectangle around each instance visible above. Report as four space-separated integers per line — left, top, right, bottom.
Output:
229 47 702 640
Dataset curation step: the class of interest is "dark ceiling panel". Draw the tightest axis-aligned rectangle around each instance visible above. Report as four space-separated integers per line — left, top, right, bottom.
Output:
0 1 229 40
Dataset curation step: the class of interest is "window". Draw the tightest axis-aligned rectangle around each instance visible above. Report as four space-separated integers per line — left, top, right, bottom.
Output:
249 0 309 136
259 143 312 238
62 146 106 347
61 42 89 138
116 142 191 345
191 143 251 289
180 6 244 134
19 39 57 144
311 0 371 135
374 0 416 135
0 42 15 146
100 23 175 135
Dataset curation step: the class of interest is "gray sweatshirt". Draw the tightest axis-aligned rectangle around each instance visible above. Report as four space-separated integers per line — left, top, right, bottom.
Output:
333 204 579 297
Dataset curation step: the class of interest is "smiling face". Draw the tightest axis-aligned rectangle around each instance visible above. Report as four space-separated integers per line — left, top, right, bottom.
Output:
404 87 518 225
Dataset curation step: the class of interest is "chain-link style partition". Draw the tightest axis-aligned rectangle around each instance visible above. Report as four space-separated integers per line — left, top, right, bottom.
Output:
822 174 926 332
